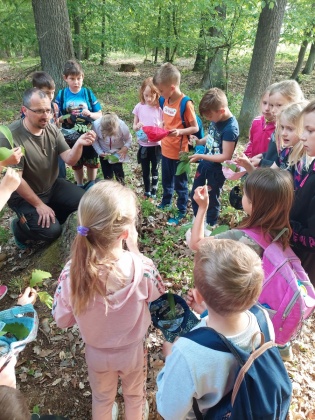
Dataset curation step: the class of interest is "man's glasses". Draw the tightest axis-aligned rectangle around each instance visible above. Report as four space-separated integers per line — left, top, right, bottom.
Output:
25 106 52 115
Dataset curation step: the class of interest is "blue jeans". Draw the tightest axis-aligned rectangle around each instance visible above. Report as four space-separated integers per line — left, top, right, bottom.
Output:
161 155 188 214
191 161 226 225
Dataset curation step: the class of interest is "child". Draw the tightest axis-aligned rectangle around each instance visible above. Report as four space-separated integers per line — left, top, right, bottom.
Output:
133 77 163 199
52 181 165 420
251 80 304 168
55 60 102 187
92 112 132 184
189 88 239 226
244 84 276 158
156 239 274 419
290 100 315 285
153 63 199 224
0 154 22 300
31 71 66 179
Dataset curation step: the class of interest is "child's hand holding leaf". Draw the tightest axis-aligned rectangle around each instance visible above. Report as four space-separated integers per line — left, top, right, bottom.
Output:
193 185 209 209
234 154 254 173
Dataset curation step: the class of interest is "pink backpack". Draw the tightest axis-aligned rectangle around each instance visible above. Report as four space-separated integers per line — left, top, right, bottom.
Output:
242 228 315 345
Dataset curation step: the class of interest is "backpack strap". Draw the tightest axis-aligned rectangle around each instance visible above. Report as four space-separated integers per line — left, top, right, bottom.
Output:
159 96 165 110
84 87 94 111
179 95 191 129
241 228 288 250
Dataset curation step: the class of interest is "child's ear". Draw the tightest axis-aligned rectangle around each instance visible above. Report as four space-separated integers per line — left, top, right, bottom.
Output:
63 75 68 82
192 288 205 305
119 229 129 240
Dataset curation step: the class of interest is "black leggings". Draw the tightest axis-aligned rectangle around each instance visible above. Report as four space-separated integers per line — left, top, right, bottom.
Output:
100 159 125 184
138 146 161 194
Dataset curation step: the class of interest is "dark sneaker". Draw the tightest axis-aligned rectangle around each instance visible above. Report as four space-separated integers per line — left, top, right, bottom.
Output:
157 203 172 210
10 218 29 250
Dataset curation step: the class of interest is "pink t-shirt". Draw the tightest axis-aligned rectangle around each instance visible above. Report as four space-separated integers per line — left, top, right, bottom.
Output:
133 103 163 147
244 115 275 158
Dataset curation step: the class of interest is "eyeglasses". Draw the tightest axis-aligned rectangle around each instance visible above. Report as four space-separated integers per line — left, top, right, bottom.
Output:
25 106 52 115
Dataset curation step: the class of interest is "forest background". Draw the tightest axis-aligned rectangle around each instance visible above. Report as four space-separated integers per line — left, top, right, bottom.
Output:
0 0 315 419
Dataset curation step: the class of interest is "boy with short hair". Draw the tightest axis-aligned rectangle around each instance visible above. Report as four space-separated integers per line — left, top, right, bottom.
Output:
55 60 102 187
156 239 274 419
189 88 239 226
153 63 198 225
31 71 66 178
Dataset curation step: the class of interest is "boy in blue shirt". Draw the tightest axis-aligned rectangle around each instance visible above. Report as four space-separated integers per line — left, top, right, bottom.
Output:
189 88 239 226
55 60 102 187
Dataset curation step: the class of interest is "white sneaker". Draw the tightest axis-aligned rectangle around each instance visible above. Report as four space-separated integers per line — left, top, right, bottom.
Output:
112 401 118 420
145 399 149 420
277 343 293 362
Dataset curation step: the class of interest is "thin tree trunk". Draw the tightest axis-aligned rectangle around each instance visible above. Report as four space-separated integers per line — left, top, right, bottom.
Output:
31 0 74 92
238 0 287 137
73 4 81 61
154 6 161 64
291 39 309 80
193 24 206 72
302 42 315 75
100 0 106 66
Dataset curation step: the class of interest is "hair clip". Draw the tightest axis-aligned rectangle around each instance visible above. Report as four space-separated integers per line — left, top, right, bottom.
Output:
77 226 89 236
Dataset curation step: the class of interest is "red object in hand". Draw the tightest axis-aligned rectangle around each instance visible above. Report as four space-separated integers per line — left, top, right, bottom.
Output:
142 126 170 142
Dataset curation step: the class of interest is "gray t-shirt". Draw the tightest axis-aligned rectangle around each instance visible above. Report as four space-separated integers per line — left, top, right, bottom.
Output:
0 120 69 195
214 229 263 257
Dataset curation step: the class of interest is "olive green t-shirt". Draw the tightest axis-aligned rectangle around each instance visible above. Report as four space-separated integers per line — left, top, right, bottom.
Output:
214 229 263 257
0 120 69 195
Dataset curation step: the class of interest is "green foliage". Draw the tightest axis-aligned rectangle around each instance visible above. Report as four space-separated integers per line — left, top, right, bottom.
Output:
176 152 192 176
37 291 53 310
0 226 10 244
0 322 29 340
30 270 51 288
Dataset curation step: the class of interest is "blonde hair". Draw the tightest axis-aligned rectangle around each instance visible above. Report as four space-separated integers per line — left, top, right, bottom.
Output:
275 101 311 171
199 88 228 116
70 181 138 315
194 239 263 316
153 62 181 86
100 112 120 138
269 80 304 103
139 77 160 106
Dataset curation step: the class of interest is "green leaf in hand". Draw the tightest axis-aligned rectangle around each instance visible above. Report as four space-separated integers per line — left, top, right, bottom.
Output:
107 154 120 163
30 269 51 288
0 125 14 148
176 161 191 176
0 147 13 161
222 162 239 172
37 291 53 309
1 322 29 340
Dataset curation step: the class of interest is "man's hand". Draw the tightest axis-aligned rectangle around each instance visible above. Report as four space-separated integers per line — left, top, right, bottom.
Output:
193 185 209 209
35 203 55 228
77 130 96 147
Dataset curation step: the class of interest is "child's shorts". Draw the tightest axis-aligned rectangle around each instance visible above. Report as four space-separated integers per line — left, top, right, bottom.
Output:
72 145 100 170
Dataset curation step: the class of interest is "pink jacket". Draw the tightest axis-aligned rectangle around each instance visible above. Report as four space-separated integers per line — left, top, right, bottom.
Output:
244 116 275 158
52 252 165 348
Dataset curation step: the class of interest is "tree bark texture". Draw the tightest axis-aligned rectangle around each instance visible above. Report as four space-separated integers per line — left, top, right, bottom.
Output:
32 0 74 92
302 42 315 75
193 24 206 72
291 39 309 80
238 0 287 137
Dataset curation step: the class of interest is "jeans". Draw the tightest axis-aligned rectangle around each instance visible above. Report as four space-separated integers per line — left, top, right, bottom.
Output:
9 178 85 243
161 155 188 214
191 161 226 225
138 146 161 195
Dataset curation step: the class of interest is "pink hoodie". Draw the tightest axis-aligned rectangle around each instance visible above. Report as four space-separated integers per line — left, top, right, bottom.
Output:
52 252 165 349
244 115 275 158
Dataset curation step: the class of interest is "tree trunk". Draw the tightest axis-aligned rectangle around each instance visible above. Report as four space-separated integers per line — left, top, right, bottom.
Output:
31 0 74 92
100 0 106 66
193 24 206 72
291 39 309 80
72 4 82 61
200 6 226 89
302 42 315 75
238 0 287 137
154 6 162 64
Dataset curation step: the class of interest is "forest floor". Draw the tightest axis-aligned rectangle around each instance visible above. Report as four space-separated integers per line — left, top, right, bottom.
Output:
0 54 315 419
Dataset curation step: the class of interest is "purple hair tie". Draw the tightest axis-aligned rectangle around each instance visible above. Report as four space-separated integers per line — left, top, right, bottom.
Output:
77 226 89 236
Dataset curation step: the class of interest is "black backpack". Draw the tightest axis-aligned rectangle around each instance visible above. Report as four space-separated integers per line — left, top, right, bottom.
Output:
184 305 292 420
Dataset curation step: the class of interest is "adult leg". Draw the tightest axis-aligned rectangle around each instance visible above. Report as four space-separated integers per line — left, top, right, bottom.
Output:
150 146 161 197
191 161 207 217
112 163 125 185
205 169 226 225
100 159 114 180
48 178 85 224
161 156 175 206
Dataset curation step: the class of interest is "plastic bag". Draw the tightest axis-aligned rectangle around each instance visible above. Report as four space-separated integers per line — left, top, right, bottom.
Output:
142 126 170 142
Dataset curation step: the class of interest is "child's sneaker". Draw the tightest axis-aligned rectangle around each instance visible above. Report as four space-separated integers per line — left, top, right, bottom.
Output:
277 343 293 362
144 192 151 199
112 401 118 420
0 285 8 301
10 218 29 250
157 203 172 210
150 194 157 200
167 212 185 226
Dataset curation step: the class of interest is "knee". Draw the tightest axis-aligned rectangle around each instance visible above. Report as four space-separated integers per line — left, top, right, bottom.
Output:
37 222 62 242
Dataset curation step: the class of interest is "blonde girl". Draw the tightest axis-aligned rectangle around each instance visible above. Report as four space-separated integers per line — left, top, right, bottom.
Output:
291 100 315 285
53 181 165 420
133 77 163 198
244 84 276 158
251 80 304 168
92 112 132 184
